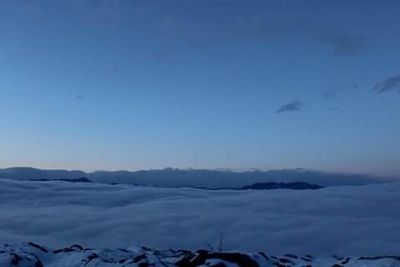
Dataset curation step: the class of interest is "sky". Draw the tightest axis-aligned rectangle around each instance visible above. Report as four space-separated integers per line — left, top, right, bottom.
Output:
0 0 399 177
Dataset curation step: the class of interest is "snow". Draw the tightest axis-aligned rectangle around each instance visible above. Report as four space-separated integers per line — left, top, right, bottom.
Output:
1 243 400 267
1 179 400 256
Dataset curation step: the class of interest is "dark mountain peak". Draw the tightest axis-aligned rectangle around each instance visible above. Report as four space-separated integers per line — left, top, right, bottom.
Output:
241 181 323 190
29 177 93 183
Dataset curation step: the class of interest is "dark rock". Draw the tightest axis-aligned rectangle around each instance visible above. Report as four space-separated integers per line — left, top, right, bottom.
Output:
27 242 48 253
189 251 259 267
84 253 99 265
208 263 227 267
358 256 400 261
278 257 292 263
284 253 298 259
10 253 23 265
133 254 147 263
34 260 44 267
341 257 350 264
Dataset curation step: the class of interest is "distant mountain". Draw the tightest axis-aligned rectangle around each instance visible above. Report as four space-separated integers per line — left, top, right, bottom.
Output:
241 181 322 190
0 167 85 180
240 181 322 190
28 177 93 183
0 167 391 188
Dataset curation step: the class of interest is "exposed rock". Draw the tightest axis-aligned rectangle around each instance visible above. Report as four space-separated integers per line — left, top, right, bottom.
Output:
1 243 400 266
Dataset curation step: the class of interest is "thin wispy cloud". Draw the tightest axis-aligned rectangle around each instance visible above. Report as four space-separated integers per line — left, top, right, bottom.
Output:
276 101 303 114
313 31 366 57
373 76 400 93
233 16 367 58
322 83 359 100
322 86 340 100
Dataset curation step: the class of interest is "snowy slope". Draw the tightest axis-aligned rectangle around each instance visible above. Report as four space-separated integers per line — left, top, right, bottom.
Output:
1 242 400 267
1 179 400 256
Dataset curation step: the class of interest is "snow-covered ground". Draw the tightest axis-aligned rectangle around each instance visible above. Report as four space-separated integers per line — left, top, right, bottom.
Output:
1 179 400 256
2 242 400 267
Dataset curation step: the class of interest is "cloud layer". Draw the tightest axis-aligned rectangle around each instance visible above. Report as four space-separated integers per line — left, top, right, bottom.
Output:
1 179 400 256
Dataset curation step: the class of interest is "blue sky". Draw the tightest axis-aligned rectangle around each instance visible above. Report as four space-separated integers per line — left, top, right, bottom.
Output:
0 0 399 177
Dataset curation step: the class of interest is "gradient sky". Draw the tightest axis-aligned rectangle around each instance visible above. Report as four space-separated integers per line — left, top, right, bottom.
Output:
0 0 399 177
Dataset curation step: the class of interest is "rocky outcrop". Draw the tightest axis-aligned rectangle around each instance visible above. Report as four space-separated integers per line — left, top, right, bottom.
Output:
1 242 400 267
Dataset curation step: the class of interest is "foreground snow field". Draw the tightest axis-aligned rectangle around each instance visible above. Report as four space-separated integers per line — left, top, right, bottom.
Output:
2 242 400 267
0 179 400 256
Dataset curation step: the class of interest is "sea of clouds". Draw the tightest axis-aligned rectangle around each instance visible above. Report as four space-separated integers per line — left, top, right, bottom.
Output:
0 179 399 256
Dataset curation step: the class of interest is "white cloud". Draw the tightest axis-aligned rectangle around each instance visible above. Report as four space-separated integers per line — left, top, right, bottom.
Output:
0 179 400 256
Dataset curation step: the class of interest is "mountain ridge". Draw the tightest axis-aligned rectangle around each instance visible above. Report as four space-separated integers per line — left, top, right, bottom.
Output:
0 167 391 188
